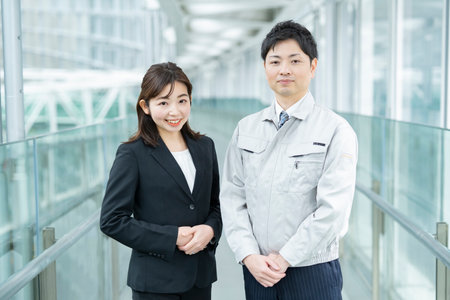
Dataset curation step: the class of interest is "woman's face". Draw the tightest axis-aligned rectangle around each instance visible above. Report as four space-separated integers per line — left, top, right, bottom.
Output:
140 81 191 137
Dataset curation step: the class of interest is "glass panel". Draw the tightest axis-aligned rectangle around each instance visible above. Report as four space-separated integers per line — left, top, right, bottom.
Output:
35 127 103 247
7 282 35 300
360 0 391 117
444 130 450 223
313 5 332 108
391 122 442 232
55 226 109 299
341 192 372 299
400 0 443 126
0 140 36 298
340 111 449 299
342 113 445 231
382 212 435 299
336 1 357 112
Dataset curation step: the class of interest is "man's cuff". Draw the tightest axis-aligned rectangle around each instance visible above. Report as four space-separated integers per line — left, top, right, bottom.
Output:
236 248 259 265
279 247 299 267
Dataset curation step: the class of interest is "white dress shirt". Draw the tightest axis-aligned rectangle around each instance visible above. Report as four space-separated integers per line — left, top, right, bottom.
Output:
171 149 196 193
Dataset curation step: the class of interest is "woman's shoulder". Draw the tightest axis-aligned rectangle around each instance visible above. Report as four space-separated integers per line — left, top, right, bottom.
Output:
194 134 215 148
118 137 147 153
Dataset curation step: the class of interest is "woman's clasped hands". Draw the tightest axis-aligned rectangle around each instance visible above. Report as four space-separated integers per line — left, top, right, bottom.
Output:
176 225 214 255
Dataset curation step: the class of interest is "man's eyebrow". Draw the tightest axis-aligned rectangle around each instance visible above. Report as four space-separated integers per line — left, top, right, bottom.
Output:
267 53 302 59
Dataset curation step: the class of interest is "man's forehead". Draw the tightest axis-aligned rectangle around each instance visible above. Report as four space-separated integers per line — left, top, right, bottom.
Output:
268 40 304 54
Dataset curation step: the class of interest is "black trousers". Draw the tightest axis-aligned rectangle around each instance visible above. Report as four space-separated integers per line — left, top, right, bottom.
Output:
132 284 211 300
243 259 343 300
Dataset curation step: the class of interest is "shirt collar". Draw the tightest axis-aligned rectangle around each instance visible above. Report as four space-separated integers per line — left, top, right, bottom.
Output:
262 90 315 123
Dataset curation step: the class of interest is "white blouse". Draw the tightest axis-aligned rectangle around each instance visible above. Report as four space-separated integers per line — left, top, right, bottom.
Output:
171 149 196 192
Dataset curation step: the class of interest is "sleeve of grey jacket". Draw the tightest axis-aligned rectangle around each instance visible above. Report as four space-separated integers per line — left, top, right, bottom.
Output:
220 126 261 263
279 121 358 266
100 144 178 259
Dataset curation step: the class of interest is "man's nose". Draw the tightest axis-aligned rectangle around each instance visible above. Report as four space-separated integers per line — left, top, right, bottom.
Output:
279 61 291 75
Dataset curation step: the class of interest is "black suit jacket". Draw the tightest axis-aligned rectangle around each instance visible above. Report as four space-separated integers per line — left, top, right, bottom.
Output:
100 134 221 293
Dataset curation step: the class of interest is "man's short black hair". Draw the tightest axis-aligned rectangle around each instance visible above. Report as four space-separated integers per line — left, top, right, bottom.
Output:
261 20 318 62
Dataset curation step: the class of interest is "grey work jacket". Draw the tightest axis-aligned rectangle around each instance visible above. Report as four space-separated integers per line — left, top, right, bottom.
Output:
220 91 358 267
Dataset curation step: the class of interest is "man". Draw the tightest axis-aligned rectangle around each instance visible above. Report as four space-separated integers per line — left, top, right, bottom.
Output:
220 20 358 300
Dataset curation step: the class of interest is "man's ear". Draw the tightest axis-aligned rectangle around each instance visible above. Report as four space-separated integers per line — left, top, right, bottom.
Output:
139 99 150 115
310 58 318 78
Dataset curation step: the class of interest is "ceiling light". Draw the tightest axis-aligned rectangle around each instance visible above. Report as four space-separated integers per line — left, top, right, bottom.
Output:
222 28 247 39
215 40 234 50
163 27 177 44
186 44 208 52
205 47 222 57
190 19 225 33
144 0 160 10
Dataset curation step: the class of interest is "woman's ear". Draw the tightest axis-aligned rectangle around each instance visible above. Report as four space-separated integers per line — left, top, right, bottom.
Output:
139 99 150 115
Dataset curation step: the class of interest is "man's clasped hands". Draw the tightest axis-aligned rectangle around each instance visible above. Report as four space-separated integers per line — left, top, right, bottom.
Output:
243 253 291 288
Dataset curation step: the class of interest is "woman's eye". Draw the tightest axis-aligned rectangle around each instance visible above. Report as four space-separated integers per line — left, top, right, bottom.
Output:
158 101 167 106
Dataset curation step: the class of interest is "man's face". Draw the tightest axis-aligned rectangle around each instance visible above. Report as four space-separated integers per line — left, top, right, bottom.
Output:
264 39 317 104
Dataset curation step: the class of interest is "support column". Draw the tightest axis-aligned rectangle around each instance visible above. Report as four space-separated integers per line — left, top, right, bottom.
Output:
0 93 3 143
1 0 25 142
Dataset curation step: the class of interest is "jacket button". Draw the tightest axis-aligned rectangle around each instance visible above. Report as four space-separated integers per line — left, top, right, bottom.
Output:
189 204 195 210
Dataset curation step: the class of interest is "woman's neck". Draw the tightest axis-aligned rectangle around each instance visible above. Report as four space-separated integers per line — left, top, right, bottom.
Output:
159 131 187 152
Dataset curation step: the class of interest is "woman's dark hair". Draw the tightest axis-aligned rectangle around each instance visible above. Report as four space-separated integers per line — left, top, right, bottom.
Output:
261 20 318 63
127 62 202 146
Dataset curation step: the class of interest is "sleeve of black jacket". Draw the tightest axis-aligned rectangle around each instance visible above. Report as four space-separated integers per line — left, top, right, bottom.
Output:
204 139 222 249
99 144 178 259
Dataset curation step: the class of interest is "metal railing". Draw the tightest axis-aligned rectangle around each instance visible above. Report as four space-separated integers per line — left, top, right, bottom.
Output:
357 182 450 300
0 210 100 300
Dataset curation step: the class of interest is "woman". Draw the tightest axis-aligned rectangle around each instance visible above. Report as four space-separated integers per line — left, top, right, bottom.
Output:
100 62 221 300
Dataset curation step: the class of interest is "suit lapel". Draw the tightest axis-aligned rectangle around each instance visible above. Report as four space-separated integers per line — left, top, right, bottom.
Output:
149 137 193 201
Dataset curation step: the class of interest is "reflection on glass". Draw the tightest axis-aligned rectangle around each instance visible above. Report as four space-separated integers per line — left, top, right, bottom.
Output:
0 141 36 299
0 117 136 298
336 1 357 112
400 0 443 126
341 111 448 299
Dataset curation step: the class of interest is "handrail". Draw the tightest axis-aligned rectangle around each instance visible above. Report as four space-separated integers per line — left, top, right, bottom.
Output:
356 182 450 269
0 183 103 251
0 209 100 299
0 115 134 147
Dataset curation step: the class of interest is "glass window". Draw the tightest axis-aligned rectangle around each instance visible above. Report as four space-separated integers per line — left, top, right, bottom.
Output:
336 1 358 113
399 0 443 126
313 5 335 109
360 0 391 117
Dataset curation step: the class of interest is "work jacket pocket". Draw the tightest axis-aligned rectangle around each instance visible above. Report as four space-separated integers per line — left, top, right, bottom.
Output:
237 135 268 186
286 142 326 193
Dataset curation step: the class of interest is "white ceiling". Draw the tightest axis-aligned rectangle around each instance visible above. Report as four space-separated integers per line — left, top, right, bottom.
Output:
159 0 295 72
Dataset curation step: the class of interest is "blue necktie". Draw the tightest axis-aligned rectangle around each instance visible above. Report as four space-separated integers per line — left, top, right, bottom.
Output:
278 111 289 128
